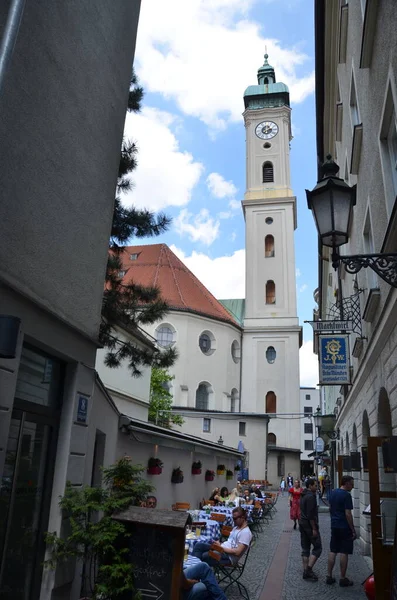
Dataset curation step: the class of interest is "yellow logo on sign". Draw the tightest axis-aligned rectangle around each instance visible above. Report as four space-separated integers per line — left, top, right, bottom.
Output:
324 339 341 364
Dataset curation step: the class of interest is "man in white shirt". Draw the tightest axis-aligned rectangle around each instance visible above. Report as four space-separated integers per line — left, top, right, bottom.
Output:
192 507 252 566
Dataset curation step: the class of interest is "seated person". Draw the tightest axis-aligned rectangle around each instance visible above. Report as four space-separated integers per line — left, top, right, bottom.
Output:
193 507 252 567
208 487 220 504
249 484 263 499
214 486 229 504
243 489 253 505
140 495 157 508
182 562 227 600
227 488 239 506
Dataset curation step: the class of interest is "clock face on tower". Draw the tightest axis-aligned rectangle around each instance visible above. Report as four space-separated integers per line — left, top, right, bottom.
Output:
255 121 279 140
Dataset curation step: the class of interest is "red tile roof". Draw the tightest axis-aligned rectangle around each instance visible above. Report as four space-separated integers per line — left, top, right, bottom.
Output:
118 244 240 328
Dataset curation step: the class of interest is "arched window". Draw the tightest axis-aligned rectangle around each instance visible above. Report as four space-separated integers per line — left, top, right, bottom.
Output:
268 433 277 445
231 388 238 413
266 280 276 304
263 162 274 183
264 77 269 84
196 383 209 410
265 235 275 257
266 391 277 413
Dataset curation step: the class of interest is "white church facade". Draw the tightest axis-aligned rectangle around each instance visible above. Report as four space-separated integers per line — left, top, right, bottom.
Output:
107 55 302 485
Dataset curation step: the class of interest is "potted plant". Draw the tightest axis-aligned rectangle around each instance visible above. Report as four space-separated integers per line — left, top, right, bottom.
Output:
147 457 163 475
226 469 233 480
45 457 154 599
191 460 202 475
205 469 215 481
234 464 241 471
171 467 184 484
217 464 226 475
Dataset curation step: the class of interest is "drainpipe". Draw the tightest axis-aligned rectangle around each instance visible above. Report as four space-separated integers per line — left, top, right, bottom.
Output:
0 0 26 95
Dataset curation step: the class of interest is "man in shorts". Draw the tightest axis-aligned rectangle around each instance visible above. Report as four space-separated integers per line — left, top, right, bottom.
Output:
326 475 355 587
299 478 322 581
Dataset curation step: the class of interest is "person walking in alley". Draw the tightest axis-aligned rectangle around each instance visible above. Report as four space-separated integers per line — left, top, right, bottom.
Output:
299 478 322 581
326 475 356 587
289 479 303 529
280 477 286 496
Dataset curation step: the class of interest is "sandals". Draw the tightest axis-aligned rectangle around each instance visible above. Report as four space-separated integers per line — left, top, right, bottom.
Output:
340 578 354 587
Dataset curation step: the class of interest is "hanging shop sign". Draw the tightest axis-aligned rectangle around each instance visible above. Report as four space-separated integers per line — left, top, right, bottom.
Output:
319 334 350 385
315 437 325 453
307 320 354 332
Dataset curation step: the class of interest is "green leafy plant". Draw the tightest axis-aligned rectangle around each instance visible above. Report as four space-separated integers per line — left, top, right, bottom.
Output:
148 367 184 428
192 461 202 469
226 469 233 480
45 457 153 599
216 464 226 473
234 464 241 471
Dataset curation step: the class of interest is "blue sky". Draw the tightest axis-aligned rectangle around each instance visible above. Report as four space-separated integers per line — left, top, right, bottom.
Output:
124 0 319 386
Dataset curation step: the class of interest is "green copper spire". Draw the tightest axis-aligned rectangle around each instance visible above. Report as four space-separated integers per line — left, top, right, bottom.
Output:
243 51 290 110
257 53 276 84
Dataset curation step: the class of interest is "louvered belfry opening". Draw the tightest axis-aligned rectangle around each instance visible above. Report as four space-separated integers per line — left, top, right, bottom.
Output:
263 161 274 183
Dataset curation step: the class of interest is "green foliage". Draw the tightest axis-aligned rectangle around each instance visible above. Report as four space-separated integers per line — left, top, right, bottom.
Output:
45 457 153 599
148 457 163 468
100 70 178 377
148 368 184 427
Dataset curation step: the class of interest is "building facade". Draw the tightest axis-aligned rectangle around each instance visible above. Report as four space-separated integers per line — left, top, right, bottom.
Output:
299 387 320 476
241 55 302 482
0 2 141 598
118 55 302 485
314 0 397 555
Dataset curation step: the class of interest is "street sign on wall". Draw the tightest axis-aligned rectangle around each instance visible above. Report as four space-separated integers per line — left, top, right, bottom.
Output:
307 320 354 332
319 334 350 385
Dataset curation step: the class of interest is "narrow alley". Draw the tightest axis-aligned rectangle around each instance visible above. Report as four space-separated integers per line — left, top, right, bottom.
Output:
227 496 372 600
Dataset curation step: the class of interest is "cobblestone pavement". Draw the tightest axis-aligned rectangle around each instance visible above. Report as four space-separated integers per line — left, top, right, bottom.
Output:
223 496 373 600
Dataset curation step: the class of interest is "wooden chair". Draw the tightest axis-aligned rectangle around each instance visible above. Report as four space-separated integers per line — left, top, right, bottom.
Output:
172 502 190 511
210 512 226 523
220 525 232 540
212 544 252 600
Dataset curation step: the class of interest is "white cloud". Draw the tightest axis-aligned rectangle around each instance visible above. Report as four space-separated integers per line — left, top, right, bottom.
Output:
122 107 203 210
218 211 232 219
299 340 319 387
207 172 238 198
296 268 301 278
174 208 220 246
299 284 308 293
135 1 315 131
170 245 245 298
229 199 241 211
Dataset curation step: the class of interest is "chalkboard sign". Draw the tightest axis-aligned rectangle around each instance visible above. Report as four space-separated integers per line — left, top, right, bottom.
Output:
113 507 191 600
361 446 369 472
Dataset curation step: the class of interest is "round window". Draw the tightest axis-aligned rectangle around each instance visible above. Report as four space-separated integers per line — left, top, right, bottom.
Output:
231 340 240 363
265 217 273 225
266 346 276 364
199 333 212 354
156 325 174 347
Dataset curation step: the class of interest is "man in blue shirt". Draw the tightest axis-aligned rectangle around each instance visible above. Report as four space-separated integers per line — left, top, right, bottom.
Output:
326 475 356 587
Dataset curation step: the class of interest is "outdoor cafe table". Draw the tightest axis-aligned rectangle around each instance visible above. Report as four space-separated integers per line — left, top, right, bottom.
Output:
200 505 255 526
185 519 221 553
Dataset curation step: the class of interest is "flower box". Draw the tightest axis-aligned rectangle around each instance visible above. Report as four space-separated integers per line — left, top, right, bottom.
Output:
147 457 163 475
205 470 215 481
171 468 184 484
147 466 162 475
226 470 233 480
191 461 202 475
217 464 226 475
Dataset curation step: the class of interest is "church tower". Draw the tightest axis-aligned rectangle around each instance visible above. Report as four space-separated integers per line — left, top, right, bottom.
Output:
241 55 302 481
